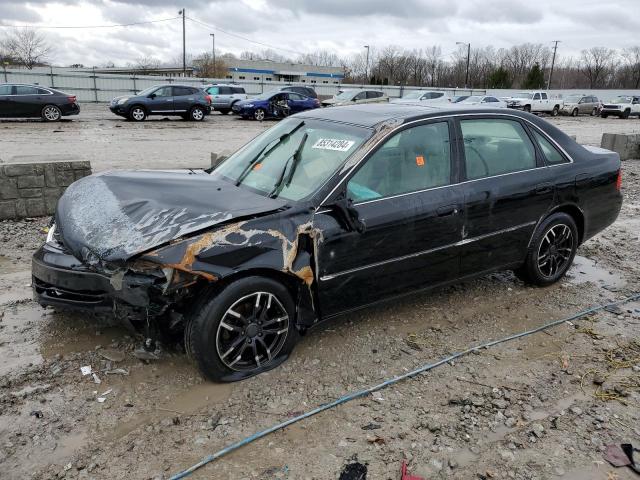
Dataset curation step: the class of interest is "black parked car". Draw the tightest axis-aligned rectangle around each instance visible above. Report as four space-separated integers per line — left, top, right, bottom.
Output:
32 105 622 381
109 84 211 121
0 83 80 121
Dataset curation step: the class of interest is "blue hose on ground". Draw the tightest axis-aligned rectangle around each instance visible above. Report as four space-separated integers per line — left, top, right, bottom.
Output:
169 292 640 479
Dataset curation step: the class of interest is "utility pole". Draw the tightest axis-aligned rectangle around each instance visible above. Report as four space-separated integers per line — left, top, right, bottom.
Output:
210 33 215 77
547 40 560 90
178 9 186 76
457 42 471 89
364 45 370 85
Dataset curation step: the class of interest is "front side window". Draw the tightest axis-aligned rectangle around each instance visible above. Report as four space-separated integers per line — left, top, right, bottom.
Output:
532 130 568 165
461 119 536 180
0 85 12 95
153 87 172 97
533 93 541 100
354 92 366 100
214 118 371 201
347 122 451 202
207 86 219 94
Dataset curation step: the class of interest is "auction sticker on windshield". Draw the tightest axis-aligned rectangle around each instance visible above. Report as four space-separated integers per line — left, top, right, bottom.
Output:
312 138 355 151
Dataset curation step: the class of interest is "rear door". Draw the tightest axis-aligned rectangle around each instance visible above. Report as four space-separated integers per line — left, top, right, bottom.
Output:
286 92 307 113
0 84 13 117
317 120 464 316
458 116 555 275
13 85 43 116
146 86 174 114
172 86 197 113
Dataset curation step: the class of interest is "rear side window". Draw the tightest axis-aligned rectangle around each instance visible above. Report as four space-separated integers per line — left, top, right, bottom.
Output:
36 88 50 94
541 93 548 100
532 130 569 165
15 86 38 95
460 119 537 180
288 93 304 100
366 91 382 99
172 87 193 96
231 87 245 94
219 87 232 95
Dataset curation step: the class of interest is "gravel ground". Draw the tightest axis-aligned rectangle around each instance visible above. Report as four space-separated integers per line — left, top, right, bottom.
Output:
0 108 639 480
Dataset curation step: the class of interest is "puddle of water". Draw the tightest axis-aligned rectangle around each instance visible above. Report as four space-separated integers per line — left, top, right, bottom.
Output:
566 255 625 288
0 270 33 305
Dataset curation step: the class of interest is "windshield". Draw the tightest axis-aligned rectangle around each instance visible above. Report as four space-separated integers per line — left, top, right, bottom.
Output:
402 91 425 99
452 95 469 103
515 92 533 99
611 96 632 104
136 86 159 96
564 95 582 103
335 90 356 100
213 118 372 201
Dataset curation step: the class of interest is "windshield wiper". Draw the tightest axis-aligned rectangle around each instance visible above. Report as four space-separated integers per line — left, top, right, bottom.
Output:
268 132 308 199
235 121 305 186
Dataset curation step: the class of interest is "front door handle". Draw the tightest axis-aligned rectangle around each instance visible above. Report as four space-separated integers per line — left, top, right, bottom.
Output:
437 205 459 217
535 183 553 195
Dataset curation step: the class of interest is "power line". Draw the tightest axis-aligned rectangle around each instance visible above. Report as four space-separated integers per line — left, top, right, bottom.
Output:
186 16 307 57
0 17 180 29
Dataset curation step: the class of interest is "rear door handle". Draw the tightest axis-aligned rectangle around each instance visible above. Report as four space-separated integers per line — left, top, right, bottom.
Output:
437 205 459 217
535 183 553 194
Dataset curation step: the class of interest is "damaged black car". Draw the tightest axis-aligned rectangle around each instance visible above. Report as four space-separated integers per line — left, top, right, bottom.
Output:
32 104 622 381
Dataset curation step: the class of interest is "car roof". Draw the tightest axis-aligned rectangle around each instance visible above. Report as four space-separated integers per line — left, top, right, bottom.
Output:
295 103 536 128
205 83 242 87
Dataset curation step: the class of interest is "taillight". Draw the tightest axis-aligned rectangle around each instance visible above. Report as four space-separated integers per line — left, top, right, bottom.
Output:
67 96 76 103
616 170 622 190
205 95 212 104
314 99 320 105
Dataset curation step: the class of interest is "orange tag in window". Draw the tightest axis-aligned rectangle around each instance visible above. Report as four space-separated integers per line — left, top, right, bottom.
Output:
253 163 262 170
416 155 425 166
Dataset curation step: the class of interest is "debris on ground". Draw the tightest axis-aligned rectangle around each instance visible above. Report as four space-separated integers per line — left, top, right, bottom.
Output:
338 462 367 480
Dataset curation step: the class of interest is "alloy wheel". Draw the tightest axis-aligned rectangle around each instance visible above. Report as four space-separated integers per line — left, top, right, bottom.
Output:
131 108 145 121
43 106 61 121
537 224 574 278
254 109 265 121
191 107 204 121
215 292 289 371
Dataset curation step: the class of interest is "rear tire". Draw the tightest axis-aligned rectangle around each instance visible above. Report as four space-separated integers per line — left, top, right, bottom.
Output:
218 109 231 115
551 105 559 116
601 113 608 118
189 105 206 121
515 212 578 287
42 105 62 122
129 106 147 121
571 108 578 117
186 276 299 382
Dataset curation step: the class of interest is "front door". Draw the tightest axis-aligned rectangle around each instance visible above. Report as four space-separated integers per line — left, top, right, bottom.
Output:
316 120 464 317
146 86 174 114
457 116 555 275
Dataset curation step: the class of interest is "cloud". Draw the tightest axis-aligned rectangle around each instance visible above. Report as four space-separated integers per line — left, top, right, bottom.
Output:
1 3 42 23
270 0 455 19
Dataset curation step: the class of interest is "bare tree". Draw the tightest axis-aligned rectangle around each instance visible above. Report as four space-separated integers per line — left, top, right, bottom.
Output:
580 47 617 88
3 28 51 69
193 52 227 78
621 46 640 89
129 56 161 74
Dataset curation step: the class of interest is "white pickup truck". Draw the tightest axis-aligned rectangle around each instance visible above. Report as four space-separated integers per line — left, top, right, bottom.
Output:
505 91 563 116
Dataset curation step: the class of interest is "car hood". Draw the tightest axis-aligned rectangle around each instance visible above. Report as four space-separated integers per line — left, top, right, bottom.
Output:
55 170 287 265
321 98 347 105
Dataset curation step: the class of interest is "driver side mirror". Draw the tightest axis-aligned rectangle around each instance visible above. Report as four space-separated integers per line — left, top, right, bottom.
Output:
324 192 366 233
148 93 156 99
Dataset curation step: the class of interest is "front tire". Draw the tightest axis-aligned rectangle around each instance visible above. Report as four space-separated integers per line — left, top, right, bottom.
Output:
253 108 266 121
129 106 147 121
186 276 298 382
621 109 630 119
571 108 578 117
42 105 62 122
515 213 578 286
523 105 531 113
189 105 205 121
601 113 609 118
591 107 598 116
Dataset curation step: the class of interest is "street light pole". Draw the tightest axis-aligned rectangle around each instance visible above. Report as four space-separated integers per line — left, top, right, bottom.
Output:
210 33 215 78
178 9 186 76
457 42 471 89
364 45 370 84
547 40 560 90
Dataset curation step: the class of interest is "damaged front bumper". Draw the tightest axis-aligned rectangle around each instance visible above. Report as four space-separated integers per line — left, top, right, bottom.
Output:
32 243 185 315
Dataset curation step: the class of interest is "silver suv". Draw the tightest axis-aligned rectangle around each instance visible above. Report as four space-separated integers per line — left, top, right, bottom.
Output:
203 84 248 114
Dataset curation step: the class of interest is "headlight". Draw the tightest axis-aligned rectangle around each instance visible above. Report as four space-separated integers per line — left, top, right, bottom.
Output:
46 223 56 244
117 97 129 105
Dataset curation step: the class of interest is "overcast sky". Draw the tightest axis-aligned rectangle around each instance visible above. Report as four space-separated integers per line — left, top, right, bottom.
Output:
1 0 639 67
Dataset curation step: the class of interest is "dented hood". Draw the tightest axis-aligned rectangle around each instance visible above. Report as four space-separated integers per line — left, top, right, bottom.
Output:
55 170 286 265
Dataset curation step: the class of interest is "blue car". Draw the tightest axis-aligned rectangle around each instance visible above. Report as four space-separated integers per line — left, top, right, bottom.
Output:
232 91 320 120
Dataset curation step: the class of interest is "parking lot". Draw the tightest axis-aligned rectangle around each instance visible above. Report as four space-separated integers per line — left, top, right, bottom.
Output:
1 105 640 480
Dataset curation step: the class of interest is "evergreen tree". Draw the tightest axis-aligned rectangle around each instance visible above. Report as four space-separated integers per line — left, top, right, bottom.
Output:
487 67 512 88
522 63 545 89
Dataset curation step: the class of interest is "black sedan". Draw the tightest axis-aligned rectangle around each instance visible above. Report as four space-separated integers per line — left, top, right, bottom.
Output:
0 83 80 121
109 84 211 121
32 104 622 381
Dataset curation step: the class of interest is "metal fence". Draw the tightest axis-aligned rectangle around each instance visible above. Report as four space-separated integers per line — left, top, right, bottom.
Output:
2 66 638 103
1 66 485 102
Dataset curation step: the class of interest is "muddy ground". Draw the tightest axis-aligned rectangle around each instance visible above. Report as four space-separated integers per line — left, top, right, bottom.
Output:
1 106 640 480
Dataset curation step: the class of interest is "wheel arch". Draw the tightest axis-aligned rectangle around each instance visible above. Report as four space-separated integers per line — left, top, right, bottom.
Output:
127 103 147 115
547 203 586 244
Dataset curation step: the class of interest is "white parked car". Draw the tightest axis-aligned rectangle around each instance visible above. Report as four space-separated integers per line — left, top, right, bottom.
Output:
506 91 563 116
600 95 640 119
455 95 507 108
390 90 449 104
321 89 388 107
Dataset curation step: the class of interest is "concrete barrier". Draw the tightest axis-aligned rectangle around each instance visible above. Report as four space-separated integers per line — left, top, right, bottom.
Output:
0 156 91 219
600 133 640 161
